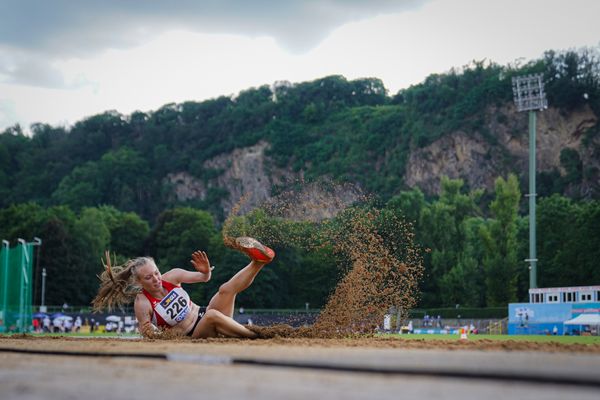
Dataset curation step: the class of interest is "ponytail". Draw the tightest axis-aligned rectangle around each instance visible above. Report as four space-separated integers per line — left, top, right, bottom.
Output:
91 251 154 312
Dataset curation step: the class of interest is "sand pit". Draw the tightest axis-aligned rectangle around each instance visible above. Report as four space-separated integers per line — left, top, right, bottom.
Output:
1 335 600 400
2 334 600 354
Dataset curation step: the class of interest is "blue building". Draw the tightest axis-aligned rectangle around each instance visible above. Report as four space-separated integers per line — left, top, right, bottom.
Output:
508 285 600 335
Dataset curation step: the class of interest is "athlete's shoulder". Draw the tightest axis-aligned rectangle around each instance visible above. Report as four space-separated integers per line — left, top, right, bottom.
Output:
135 292 151 309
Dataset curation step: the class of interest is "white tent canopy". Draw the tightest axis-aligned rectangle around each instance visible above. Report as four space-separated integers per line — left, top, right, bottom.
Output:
564 313 600 325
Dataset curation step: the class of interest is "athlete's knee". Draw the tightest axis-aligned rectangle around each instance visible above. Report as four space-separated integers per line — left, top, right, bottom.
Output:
217 282 235 296
204 308 224 322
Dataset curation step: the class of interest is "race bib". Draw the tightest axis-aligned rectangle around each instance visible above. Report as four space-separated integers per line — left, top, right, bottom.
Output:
154 286 191 326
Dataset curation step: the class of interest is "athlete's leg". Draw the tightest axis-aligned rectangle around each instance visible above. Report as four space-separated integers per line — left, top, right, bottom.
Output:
206 260 265 318
206 237 275 317
192 309 257 338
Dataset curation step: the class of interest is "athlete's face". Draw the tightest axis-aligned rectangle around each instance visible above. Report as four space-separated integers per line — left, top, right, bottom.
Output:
136 262 162 291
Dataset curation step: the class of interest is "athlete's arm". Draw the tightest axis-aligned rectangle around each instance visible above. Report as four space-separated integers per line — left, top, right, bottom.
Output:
162 268 211 285
134 294 159 338
162 250 213 285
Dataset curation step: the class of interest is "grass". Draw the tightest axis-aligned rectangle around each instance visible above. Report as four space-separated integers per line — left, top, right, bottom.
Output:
386 333 600 344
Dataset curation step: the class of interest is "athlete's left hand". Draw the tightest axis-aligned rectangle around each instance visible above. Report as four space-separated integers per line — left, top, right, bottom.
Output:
190 250 213 274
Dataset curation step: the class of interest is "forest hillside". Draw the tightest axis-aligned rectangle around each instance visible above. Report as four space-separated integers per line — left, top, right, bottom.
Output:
1 47 598 308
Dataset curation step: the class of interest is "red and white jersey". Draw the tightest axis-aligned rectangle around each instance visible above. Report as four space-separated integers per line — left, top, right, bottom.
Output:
142 280 191 328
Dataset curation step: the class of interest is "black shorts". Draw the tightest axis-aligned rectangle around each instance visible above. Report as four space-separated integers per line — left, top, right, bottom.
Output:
186 307 207 337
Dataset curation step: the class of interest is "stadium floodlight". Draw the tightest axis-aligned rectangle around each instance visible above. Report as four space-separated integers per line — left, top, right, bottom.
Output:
512 73 547 289
512 74 547 112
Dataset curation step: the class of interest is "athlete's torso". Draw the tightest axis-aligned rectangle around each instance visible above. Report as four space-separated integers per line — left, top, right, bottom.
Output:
142 281 192 328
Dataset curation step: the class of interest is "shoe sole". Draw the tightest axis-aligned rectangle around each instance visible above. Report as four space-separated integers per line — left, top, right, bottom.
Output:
235 237 274 262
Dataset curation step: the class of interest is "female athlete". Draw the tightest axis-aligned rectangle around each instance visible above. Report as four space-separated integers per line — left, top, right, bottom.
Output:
92 237 274 339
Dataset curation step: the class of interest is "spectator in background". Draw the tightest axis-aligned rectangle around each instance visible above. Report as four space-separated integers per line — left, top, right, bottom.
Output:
52 317 61 333
74 316 82 333
42 315 51 333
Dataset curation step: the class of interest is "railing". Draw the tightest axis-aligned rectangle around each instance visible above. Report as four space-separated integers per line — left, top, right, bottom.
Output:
34 305 320 315
237 308 321 315
38 305 508 317
35 305 130 314
410 307 507 319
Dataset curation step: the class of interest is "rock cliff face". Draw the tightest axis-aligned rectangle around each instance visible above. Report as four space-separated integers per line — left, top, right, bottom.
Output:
168 103 599 215
167 141 363 218
167 172 206 202
405 104 599 196
167 141 288 214
202 141 288 214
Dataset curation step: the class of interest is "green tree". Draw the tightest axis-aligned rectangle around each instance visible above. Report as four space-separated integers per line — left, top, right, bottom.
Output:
75 208 111 266
420 177 481 306
544 48 600 113
0 204 101 305
537 195 600 286
148 207 218 270
537 194 573 287
73 205 150 264
439 217 486 307
480 174 521 306
51 147 154 215
385 188 426 232
573 200 600 284
0 203 48 241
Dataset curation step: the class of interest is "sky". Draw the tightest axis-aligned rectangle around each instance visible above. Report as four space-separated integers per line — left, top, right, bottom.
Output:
1 0 599 133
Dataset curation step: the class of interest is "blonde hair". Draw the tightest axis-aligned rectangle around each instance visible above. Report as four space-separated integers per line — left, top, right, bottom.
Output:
92 251 155 312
